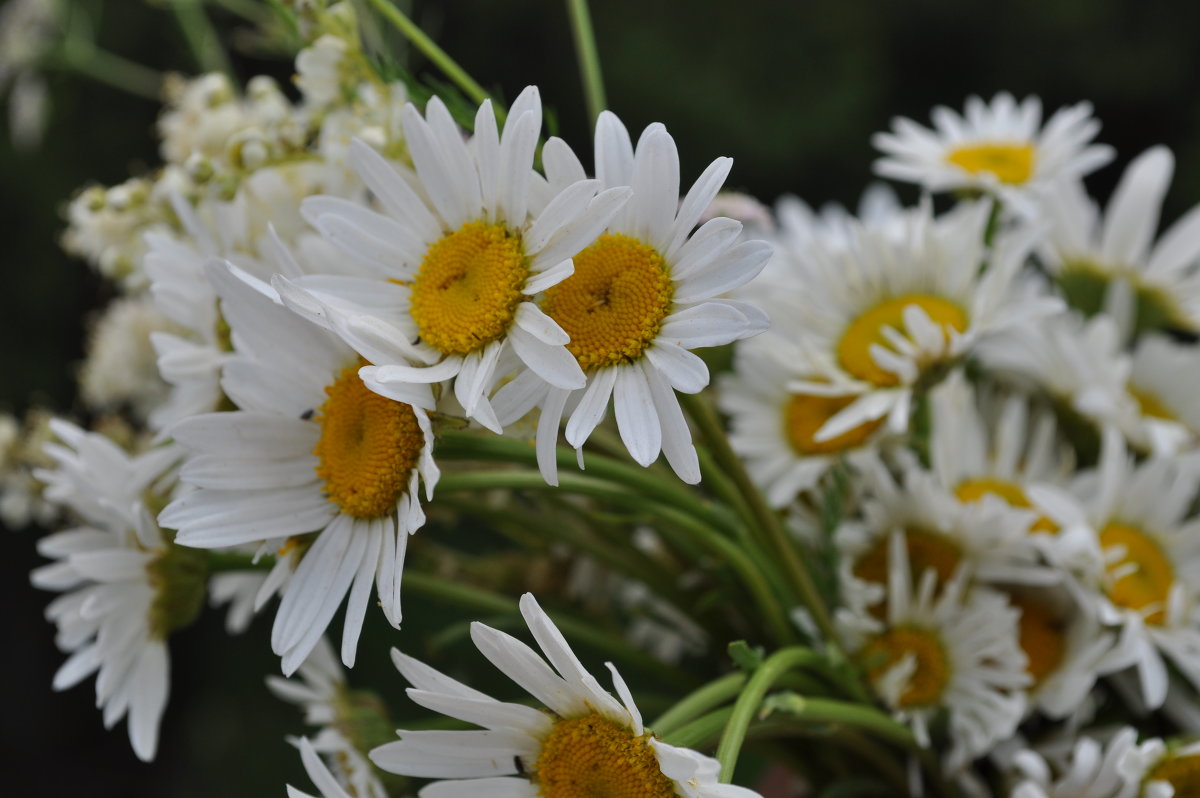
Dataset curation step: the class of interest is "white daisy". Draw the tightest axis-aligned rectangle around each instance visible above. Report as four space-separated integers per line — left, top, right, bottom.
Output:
288 737 359 798
1007 727 1140 798
1042 146 1200 333
30 420 193 762
370 593 762 798
277 86 631 433
717 329 888 508
783 199 1059 444
159 260 439 674
873 93 1113 215
837 533 1029 768
1029 427 1200 710
491 111 771 484
1119 738 1200 798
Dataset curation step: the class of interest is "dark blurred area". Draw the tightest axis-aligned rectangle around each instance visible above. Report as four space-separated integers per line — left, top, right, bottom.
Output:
6 0 1200 795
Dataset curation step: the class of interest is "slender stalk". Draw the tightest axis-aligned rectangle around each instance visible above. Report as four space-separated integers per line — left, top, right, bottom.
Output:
401 570 694 687
168 0 234 76
435 471 796 645
651 672 744 736
681 392 838 647
564 0 606 126
662 706 733 749
762 693 918 750
362 0 493 109
714 646 827 781
53 46 162 100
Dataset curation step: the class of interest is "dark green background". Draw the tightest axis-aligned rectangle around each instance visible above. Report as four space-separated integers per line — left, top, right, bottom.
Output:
6 0 1200 794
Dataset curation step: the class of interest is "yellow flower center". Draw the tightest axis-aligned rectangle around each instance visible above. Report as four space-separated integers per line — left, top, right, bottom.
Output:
534 712 675 798
541 233 674 371
854 528 963 593
955 478 1059 534
862 626 950 708
837 295 968 386
1130 386 1176 421
1100 522 1174 626
944 143 1035 185
783 393 885 456
409 220 528 356
1146 752 1200 796
1009 594 1067 687
313 362 424 519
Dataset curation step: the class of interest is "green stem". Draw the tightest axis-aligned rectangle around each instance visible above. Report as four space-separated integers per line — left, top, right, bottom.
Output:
564 0 606 126
713 646 826 781
169 0 234 76
52 46 163 100
762 693 918 750
205 550 275 573
362 0 494 111
401 570 694 687
662 706 733 749
651 672 744 736
435 471 796 646
681 392 838 647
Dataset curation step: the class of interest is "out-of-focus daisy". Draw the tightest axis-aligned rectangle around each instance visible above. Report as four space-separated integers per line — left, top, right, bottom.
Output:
370 592 762 798
1042 146 1200 333
0 408 59 529
269 638 389 798
1030 428 1200 710
78 293 177 423
718 331 887 508
0 0 62 149
838 533 1029 768
783 200 1058 444
279 87 630 432
288 737 357 798
492 111 771 484
1120 737 1200 798
160 261 438 674
30 420 193 761
1007 727 1140 798
873 93 1112 214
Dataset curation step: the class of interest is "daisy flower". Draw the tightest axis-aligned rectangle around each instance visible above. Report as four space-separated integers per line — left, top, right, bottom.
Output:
370 592 762 798
30 420 194 762
1007 727 1141 798
1120 737 1200 798
783 199 1059 444
837 533 1029 768
872 93 1113 214
1030 427 1200 710
160 260 439 674
491 111 771 484
288 737 358 798
277 86 630 433
1042 146 1200 333
717 330 888 508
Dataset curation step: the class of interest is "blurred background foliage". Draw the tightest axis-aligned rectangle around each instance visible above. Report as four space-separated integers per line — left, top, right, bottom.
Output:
6 0 1200 794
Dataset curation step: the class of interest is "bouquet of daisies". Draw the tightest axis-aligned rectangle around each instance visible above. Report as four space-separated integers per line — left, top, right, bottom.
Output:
10 1 1200 796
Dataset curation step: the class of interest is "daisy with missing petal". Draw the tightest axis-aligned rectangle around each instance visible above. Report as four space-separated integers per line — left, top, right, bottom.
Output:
31 420 196 762
1030 428 1200 710
1043 146 1200 334
160 261 438 674
370 593 762 798
837 533 1029 769
784 200 1059 445
717 330 887 508
277 86 630 433
492 111 771 484
873 93 1113 214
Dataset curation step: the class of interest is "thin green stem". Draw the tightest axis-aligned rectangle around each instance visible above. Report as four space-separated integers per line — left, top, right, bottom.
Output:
401 570 695 687
52 46 162 100
681 392 838 647
564 0 606 126
714 646 826 781
435 471 796 645
762 693 918 750
169 0 234 75
651 672 744 736
362 0 494 111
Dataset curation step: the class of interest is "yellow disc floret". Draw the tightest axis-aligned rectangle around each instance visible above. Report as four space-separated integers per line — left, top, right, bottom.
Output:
1010 594 1067 687
1100 522 1174 626
862 626 951 708
945 143 1035 185
313 362 424 519
783 393 885 456
1146 752 1200 796
409 220 528 356
955 478 1059 534
1130 386 1176 421
534 712 675 798
837 295 968 386
541 233 673 371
